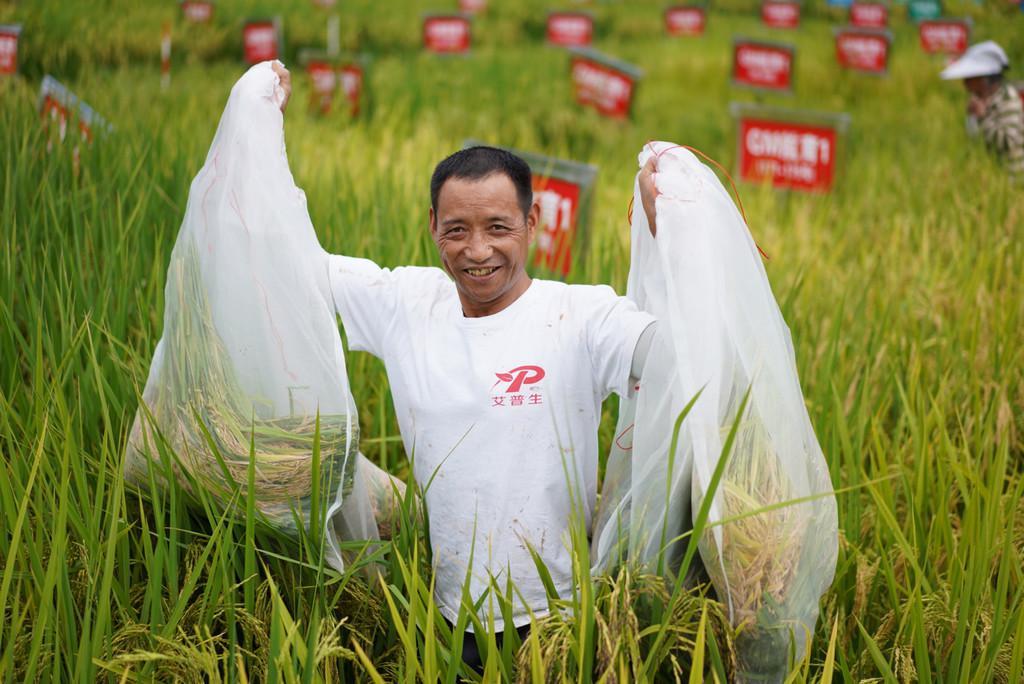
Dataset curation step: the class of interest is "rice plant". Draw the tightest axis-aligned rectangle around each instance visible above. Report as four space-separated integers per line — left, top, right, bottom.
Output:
1 0 1022 681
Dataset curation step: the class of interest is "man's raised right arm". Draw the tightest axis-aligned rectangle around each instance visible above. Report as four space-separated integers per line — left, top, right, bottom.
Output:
267 64 397 358
323 254 402 360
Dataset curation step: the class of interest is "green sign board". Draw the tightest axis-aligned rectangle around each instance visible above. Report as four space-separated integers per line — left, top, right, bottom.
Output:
908 0 942 20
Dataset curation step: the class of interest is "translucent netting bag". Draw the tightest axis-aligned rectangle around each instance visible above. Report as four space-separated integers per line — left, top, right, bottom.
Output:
126 62 378 571
592 142 838 680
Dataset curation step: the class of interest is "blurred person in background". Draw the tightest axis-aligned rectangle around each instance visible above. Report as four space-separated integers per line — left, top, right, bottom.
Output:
941 40 1023 180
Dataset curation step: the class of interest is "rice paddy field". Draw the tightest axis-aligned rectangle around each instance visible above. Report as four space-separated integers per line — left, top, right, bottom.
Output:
2 0 1023 681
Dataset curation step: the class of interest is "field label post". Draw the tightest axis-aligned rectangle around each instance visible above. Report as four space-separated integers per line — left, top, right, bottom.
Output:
547 11 594 47
339 59 368 118
243 18 281 64
459 0 487 14
908 0 942 21
665 5 708 37
37 75 113 145
834 27 893 75
569 47 642 119
0 24 22 76
181 1 214 24
731 38 796 93
730 102 850 193
299 50 337 114
850 2 889 28
918 18 971 56
762 1 802 30
423 14 472 54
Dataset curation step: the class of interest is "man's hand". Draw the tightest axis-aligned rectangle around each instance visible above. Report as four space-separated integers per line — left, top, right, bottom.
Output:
638 156 658 237
968 94 989 119
271 61 291 113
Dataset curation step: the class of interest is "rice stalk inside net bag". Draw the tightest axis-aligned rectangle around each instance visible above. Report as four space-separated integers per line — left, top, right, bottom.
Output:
592 142 838 682
126 62 377 569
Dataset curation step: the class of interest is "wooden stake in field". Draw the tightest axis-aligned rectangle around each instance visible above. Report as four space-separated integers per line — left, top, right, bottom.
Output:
161 22 171 90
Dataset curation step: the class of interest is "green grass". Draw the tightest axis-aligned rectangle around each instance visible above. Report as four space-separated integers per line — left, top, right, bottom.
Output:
1 0 1023 681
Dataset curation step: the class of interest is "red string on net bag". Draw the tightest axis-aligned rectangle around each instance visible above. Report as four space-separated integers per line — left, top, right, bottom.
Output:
629 142 769 261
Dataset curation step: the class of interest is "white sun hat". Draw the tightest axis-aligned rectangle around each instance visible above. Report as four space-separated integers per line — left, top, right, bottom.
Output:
940 40 1009 80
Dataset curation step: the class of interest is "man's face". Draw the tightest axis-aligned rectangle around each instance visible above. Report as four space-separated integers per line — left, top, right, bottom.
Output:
430 173 538 318
964 76 990 99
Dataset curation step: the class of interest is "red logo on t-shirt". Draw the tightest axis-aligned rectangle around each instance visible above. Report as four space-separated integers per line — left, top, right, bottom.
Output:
494 365 546 393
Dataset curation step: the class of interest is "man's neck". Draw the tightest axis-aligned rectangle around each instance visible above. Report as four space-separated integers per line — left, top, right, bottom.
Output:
459 274 533 318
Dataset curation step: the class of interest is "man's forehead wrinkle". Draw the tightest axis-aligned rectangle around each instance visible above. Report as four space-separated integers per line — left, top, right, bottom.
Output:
442 214 513 225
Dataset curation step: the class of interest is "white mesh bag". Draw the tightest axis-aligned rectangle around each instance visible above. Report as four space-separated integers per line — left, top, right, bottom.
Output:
593 142 838 680
126 62 378 570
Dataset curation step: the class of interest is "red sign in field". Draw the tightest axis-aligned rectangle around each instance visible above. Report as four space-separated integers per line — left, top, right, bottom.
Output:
339 63 364 117
761 1 801 29
732 40 795 92
38 75 111 144
664 6 707 36
547 12 593 47
835 28 891 74
181 1 214 23
570 48 642 119
737 118 839 192
0 24 20 75
919 19 970 55
306 59 336 114
40 93 71 140
423 15 471 53
533 176 582 276
459 0 486 13
243 20 278 64
850 2 888 28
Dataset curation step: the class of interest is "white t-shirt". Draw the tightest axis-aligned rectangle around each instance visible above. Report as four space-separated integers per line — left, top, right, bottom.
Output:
328 255 655 629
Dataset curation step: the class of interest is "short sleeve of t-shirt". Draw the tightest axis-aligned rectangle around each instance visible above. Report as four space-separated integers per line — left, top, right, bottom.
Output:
576 284 657 399
326 254 450 358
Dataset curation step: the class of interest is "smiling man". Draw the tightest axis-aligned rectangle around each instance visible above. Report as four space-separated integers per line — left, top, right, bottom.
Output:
271 64 660 668
326 147 656 648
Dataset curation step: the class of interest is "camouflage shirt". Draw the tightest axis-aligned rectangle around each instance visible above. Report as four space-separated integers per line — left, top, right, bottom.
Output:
972 83 1024 178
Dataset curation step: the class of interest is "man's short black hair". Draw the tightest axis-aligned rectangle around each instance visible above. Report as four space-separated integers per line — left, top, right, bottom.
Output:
430 146 533 218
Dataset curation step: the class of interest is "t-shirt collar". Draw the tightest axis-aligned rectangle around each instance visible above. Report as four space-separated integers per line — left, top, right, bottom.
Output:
453 278 540 327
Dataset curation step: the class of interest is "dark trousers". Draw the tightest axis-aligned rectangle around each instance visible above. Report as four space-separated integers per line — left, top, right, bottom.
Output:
458 623 531 674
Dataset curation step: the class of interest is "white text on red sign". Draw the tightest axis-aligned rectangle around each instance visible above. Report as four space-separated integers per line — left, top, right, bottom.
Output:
340 65 363 116
182 2 213 23
244 24 277 63
739 118 838 192
762 2 800 28
734 43 794 90
548 14 593 46
424 17 470 52
532 175 581 276
850 3 888 28
919 21 969 55
835 31 889 73
746 128 831 164
571 58 635 118
0 32 18 74
665 7 705 36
